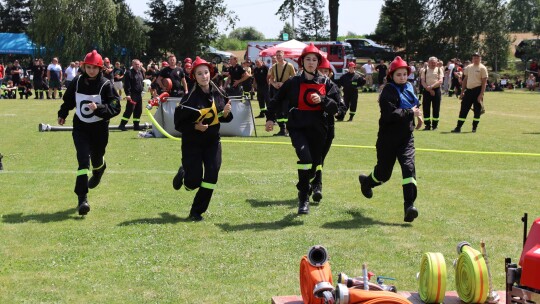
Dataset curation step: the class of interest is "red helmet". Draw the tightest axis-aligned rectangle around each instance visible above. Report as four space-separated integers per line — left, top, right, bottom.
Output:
184 63 192 69
184 57 192 64
299 43 323 68
162 61 169 67
348 61 356 68
387 56 410 77
318 56 331 70
190 56 214 79
83 50 103 68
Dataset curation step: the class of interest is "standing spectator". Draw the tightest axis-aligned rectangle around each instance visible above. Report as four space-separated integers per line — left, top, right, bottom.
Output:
172 56 233 221
407 61 417 90
241 59 254 100
252 58 269 118
102 57 114 81
375 59 387 92
452 52 488 133
184 62 195 91
156 54 188 97
0 61 4 88
119 59 144 131
11 60 24 87
30 58 47 99
4 62 13 82
47 57 63 99
529 59 539 82
145 64 159 97
337 61 365 121
268 50 296 136
264 44 340 214
113 61 125 97
526 73 536 91
361 59 375 91
420 57 444 130
224 55 249 96
64 62 78 89
358 56 423 223
57 50 121 216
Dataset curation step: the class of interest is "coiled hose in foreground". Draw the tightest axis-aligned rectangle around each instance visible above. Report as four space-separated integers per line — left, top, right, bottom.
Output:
418 252 447 303
335 284 412 304
455 241 488 304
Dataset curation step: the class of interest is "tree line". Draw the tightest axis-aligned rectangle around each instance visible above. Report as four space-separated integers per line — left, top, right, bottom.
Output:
0 0 537 70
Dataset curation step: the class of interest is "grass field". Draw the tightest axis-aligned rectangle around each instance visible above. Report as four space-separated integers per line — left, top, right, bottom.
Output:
1 89 539 303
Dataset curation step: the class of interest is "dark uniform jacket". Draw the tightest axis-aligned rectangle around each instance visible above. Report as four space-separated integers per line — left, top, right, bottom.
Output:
58 73 121 127
378 80 418 135
174 85 233 143
267 72 340 129
124 68 143 96
338 72 365 95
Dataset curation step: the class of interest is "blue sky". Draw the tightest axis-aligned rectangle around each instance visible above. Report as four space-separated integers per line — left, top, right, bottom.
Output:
125 0 384 39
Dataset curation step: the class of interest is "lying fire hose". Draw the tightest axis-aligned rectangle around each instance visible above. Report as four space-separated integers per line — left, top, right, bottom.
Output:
299 245 334 304
144 92 181 141
335 284 412 304
418 252 447 303
454 241 488 304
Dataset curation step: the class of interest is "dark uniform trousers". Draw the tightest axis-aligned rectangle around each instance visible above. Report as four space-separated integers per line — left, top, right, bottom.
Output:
182 139 222 216
269 86 288 131
369 133 417 207
422 87 441 128
289 124 327 194
121 93 143 125
456 86 482 130
344 91 358 117
256 85 269 114
73 121 109 196
312 123 334 188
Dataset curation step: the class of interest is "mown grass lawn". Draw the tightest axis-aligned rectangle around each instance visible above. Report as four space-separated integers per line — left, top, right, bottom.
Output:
0 89 539 303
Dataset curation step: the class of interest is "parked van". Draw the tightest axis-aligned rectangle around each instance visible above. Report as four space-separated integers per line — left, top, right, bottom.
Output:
245 40 355 79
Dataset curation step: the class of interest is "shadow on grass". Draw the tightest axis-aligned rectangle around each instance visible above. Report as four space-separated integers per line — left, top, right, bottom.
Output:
216 213 303 232
246 198 298 208
117 212 185 226
321 210 410 229
1 208 79 223
439 131 474 134
523 132 540 135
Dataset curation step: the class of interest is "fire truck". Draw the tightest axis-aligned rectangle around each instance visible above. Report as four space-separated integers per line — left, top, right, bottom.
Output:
245 40 356 79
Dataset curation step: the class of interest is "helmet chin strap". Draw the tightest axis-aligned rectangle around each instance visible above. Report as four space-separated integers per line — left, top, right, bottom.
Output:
303 68 318 77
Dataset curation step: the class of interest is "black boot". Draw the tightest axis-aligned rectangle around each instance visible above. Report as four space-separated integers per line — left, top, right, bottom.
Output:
297 191 310 214
77 194 90 216
0 153 4 170
133 121 141 131
189 187 214 221
311 170 323 203
88 163 106 189
172 166 184 190
347 114 354 121
403 183 418 222
118 120 128 131
46 92 50 99
39 91 44 99
59 91 63 98
358 174 376 199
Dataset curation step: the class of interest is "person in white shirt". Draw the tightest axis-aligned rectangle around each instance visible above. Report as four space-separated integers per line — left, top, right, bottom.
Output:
47 57 63 99
361 59 375 91
64 62 78 89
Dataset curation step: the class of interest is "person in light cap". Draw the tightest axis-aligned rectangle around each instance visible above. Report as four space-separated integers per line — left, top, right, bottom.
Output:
172 56 233 221
265 43 341 215
57 50 121 216
358 56 423 223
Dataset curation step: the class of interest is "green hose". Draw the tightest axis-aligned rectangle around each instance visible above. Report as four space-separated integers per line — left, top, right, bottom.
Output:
455 242 488 303
144 108 181 141
418 252 447 303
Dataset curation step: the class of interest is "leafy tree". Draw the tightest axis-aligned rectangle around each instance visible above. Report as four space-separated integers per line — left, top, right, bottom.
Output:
106 0 148 63
507 0 540 32
29 0 117 61
0 0 32 33
229 27 265 41
278 22 296 40
481 0 512 71
145 0 237 60
275 0 302 38
296 0 329 41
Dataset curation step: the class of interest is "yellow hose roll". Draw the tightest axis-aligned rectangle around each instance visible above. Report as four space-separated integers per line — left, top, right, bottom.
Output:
455 243 488 303
418 252 447 303
144 108 181 141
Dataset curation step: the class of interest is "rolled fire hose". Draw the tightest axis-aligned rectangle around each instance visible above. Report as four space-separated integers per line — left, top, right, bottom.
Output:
418 252 447 303
335 284 412 304
455 241 488 304
300 245 333 304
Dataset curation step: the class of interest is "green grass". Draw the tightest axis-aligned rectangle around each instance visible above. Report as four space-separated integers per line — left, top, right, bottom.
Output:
1 90 539 303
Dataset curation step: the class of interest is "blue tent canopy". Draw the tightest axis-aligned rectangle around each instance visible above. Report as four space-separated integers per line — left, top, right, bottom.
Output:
0 33 41 55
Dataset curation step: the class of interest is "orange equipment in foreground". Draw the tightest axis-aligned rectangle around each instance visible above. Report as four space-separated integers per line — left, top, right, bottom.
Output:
299 245 333 304
335 284 413 304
